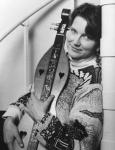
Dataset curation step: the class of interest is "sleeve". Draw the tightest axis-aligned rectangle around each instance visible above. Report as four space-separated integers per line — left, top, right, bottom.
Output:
33 84 103 150
69 84 103 150
2 105 22 120
33 113 88 150
2 92 31 121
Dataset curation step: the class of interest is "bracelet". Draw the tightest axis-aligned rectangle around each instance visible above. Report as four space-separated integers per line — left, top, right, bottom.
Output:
40 113 51 124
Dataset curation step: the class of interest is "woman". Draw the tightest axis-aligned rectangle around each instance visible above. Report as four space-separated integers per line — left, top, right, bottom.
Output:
3 3 102 150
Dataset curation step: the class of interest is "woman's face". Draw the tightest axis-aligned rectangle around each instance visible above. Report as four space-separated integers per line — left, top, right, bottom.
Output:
65 16 98 61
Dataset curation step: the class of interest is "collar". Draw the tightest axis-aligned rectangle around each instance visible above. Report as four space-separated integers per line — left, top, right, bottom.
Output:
70 57 98 76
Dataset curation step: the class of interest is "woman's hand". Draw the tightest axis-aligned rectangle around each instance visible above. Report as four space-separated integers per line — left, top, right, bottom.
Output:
3 117 24 150
24 93 55 122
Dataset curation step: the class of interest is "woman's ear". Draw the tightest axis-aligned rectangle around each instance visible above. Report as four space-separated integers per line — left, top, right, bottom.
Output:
96 47 100 53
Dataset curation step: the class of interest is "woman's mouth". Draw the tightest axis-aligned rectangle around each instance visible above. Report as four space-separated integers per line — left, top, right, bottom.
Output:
71 46 82 52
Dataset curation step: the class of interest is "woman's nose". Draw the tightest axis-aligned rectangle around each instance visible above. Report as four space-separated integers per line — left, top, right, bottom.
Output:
73 35 81 46
66 31 81 46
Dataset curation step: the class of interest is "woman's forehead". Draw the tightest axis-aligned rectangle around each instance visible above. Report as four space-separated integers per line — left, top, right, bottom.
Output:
72 16 87 33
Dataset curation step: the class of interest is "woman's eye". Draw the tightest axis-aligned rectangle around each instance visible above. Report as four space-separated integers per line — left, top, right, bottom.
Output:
82 34 89 40
70 28 76 34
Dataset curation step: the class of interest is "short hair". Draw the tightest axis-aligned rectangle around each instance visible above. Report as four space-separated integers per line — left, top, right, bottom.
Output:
70 3 101 41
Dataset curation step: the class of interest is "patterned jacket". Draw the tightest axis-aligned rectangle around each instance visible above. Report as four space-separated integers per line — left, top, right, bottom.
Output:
4 64 103 150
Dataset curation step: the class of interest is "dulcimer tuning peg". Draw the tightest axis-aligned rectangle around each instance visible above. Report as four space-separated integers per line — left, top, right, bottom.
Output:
51 23 59 26
50 27 58 31
50 23 59 31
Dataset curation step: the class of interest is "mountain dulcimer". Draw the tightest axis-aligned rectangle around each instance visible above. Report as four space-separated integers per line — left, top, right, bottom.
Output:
14 8 71 150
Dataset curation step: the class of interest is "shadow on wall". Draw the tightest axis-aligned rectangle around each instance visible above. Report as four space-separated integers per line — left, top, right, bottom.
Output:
29 0 66 38
0 111 8 150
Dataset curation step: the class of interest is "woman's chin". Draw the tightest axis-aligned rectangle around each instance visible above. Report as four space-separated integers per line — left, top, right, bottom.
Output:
68 52 80 60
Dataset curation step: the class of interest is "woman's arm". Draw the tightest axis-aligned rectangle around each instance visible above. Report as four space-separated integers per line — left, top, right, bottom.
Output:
33 84 103 150
33 113 88 150
3 92 31 150
69 84 103 150
3 92 31 121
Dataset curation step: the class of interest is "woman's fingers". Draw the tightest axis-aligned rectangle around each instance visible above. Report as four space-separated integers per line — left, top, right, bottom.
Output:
8 142 14 150
15 131 24 148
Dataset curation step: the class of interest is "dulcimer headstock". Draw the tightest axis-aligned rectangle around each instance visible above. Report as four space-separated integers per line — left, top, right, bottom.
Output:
51 9 71 35
57 9 71 34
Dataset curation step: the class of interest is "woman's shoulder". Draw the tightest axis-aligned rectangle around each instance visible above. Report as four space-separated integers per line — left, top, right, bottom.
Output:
78 65 101 84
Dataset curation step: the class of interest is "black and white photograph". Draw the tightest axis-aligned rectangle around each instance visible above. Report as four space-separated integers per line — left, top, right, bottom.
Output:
0 0 114 150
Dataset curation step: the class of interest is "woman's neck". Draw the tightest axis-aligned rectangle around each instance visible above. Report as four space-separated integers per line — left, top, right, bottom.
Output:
69 56 97 69
70 56 95 63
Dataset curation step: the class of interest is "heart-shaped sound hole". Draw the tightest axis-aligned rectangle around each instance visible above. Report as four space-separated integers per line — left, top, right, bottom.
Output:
39 69 44 76
59 72 65 79
20 131 27 139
